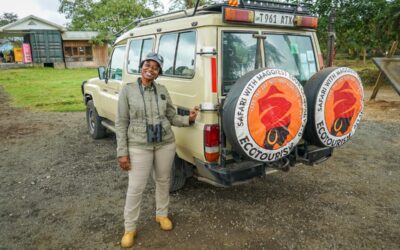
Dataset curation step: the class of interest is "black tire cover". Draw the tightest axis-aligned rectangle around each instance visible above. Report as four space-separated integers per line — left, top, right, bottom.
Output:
303 67 364 147
223 68 307 162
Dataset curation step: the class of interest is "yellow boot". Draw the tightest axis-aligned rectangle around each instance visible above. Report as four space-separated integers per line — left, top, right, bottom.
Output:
155 216 173 231
120 230 136 248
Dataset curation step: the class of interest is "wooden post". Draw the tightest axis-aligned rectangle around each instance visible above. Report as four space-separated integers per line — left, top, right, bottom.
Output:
370 41 399 100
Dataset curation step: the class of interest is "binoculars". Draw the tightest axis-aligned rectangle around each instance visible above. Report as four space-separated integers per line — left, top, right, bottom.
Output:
147 123 162 143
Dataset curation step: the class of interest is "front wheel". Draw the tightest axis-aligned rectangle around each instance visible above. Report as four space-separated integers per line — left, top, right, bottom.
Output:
86 100 107 139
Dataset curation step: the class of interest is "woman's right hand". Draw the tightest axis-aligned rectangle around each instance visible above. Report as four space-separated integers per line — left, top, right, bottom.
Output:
118 156 131 171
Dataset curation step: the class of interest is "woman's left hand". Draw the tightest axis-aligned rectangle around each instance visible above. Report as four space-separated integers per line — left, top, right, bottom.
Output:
189 106 200 122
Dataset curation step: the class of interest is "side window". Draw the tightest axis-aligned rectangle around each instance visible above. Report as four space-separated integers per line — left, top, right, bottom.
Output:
158 31 196 78
127 38 154 74
127 40 141 74
158 33 178 75
109 46 125 80
175 32 196 77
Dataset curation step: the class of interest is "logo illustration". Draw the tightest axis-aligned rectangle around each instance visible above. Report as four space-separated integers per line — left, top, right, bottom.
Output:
258 85 292 149
330 81 356 136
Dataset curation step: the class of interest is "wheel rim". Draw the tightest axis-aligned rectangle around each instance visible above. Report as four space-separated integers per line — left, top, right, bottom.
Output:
88 109 96 133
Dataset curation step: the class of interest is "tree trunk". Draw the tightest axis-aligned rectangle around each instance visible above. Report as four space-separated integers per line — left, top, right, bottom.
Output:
363 48 367 64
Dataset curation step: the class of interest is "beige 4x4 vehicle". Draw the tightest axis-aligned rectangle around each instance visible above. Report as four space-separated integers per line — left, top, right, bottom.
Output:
82 0 364 191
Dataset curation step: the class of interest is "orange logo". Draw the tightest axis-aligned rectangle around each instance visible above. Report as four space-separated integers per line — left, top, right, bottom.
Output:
247 77 304 150
325 76 363 137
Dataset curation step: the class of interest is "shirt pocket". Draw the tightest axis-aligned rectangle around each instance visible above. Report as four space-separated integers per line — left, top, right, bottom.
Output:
161 119 172 136
130 124 147 142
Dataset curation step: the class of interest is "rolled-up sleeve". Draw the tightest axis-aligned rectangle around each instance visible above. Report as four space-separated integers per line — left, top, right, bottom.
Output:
165 90 190 127
116 85 130 157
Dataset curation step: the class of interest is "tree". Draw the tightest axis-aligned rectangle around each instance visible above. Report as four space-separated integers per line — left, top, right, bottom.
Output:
58 0 159 43
168 0 213 11
305 0 396 62
0 12 18 27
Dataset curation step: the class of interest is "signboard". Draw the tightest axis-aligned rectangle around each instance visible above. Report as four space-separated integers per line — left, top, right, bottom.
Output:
14 48 23 63
372 57 400 95
22 43 32 63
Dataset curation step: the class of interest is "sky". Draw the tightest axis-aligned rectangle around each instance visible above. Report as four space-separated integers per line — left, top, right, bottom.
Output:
1 0 171 27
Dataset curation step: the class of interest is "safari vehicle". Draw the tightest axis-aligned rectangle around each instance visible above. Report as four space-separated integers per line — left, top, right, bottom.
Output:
82 0 364 191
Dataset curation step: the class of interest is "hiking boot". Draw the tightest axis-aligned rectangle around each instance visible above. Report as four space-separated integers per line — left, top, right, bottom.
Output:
121 230 136 248
155 216 173 231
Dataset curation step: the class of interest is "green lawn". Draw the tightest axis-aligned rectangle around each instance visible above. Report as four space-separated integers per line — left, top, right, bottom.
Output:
0 67 97 112
0 61 379 112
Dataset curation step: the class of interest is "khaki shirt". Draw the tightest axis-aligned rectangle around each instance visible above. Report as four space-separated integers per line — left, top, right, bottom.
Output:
116 79 190 157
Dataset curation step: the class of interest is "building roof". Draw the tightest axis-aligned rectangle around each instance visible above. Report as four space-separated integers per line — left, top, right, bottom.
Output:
0 15 66 32
61 31 99 40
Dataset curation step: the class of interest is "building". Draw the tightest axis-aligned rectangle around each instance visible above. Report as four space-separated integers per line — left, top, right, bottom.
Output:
0 15 108 68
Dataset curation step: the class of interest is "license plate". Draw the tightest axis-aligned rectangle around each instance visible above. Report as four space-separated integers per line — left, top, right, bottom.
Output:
254 11 294 27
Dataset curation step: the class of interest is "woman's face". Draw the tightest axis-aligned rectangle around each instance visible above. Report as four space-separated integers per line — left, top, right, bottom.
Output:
141 60 160 83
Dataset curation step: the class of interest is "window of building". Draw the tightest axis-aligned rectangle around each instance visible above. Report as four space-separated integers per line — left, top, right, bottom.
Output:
158 31 196 78
63 45 93 62
127 38 154 74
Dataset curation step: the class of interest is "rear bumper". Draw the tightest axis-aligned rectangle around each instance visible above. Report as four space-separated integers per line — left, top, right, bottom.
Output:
194 159 265 187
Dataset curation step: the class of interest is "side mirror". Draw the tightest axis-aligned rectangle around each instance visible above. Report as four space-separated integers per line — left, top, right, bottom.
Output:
98 66 106 80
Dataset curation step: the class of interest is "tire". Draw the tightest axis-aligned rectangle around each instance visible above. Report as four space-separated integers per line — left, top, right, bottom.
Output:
169 155 187 192
222 68 307 163
86 100 107 139
303 67 364 147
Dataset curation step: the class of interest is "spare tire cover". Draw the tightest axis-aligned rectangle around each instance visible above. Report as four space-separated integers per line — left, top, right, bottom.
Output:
223 68 307 162
303 67 364 147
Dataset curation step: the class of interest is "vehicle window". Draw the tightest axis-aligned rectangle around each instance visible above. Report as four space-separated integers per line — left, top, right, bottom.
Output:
175 31 196 77
109 46 125 80
264 34 317 84
222 32 257 93
127 40 141 74
158 33 178 75
127 38 154 74
158 31 196 78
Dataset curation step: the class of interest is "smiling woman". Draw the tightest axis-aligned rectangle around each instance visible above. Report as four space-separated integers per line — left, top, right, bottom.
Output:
0 68 97 112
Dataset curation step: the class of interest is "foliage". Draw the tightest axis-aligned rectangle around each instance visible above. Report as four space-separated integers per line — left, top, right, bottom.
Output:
305 0 399 58
0 68 96 112
58 0 159 44
168 0 213 11
0 12 18 27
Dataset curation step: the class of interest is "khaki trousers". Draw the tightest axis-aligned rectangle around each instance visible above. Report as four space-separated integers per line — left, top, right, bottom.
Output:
124 142 176 231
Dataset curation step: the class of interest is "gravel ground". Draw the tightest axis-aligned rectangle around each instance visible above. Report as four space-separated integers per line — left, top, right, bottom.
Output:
0 86 399 249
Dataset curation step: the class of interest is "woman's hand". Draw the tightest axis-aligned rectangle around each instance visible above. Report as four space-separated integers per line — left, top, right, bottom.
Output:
118 156 131 171
189 106 200 122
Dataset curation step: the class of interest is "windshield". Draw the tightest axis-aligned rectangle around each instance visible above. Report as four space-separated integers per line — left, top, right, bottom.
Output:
264 34 317 84
222 32 317 93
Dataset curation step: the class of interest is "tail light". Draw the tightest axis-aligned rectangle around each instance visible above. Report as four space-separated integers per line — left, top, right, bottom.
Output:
211 57 217 93
294 16 318 29
224 7 254 23
204 124 220 162
318 53 324 70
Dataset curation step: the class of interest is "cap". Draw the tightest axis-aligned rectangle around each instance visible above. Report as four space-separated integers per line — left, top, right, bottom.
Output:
140 52 164 75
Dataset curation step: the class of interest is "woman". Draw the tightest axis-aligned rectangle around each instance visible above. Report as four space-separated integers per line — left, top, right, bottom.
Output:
116 52 199 248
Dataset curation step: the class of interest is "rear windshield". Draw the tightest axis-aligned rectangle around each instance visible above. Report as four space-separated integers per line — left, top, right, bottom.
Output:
264 34 317 83
222 32 317 93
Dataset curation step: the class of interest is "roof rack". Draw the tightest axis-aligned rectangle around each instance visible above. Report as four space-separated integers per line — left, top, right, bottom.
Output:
122 0 312 31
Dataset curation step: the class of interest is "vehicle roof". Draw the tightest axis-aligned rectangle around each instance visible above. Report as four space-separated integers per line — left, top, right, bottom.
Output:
115 1 314 45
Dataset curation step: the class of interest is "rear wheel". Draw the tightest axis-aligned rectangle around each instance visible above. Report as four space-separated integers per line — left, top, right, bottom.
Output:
170 155 187 192
86 100 107 139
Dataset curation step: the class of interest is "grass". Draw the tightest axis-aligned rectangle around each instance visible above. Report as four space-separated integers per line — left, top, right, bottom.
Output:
0 67 97 112
335 59 382 86
0 60 381 112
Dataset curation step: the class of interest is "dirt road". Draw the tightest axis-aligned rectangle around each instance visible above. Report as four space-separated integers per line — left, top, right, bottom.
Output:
0 87 399 249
